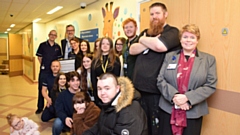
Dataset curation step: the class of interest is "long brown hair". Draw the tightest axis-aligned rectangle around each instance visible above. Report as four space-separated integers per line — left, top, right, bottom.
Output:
52 72 68 92
80 53 93 91
93 37 117 69
114 37 126 56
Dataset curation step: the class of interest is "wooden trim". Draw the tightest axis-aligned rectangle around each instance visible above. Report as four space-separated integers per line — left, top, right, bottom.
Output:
22 55 34 62
23 74 38 84
0 53 7 56
9 55 22 60
33 57 36 80
208 89 240 115
9 70 23 77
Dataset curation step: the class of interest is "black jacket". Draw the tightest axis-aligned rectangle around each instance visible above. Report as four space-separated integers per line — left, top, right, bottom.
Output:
83 77 148 135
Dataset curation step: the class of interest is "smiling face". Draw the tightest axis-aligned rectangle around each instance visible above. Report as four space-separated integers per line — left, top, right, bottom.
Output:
74 102 86 114
97 77 119 103
80 41 88 53
123 21 137 39
68 76 80 92
115 39 123 52
82 56 92 70
101 38 111 54
180 32 198 54
70 40 79 50
66 26 75 39
58 75 66 88
48 30 57 42
11 117 24 130
51 61 61 75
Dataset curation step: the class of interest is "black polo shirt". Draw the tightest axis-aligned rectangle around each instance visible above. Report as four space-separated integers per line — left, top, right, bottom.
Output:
122 35 139 81
132 24 181 94
36 40 62 74
42 74 56 97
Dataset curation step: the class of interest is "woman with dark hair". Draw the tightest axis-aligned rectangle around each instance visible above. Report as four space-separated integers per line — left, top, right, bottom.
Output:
77 53 94 100
75 40 92 71
71 92 100 135
115 37 126 76
51 72 68 107
91 37 121 106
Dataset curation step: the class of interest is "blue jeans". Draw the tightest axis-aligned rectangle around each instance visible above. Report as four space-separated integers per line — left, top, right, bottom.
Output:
52 118 70 135
52 118 64 135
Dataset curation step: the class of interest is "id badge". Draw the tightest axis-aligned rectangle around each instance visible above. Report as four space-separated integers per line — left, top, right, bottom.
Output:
167 64 177 70
174 104 180 109
123 63 127 69
143 49 149 54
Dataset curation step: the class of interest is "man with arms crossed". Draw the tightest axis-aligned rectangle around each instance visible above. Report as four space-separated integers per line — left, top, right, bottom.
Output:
129 2 181 135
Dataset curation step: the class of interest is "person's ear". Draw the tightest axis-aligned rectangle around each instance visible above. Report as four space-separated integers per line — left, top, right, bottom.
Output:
116 85 120 93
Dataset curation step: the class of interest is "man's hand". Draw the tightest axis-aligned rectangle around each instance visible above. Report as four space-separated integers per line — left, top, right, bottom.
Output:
46 98 52 107
65 117 73 128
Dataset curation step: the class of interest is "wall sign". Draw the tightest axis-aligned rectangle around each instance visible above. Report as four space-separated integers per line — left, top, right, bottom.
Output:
80 28 98 42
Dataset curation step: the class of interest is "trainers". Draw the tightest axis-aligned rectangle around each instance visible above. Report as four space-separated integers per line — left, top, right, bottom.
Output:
35 109 43 114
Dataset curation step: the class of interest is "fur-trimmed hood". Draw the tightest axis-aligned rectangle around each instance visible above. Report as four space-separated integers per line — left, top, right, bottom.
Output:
115 76 135 112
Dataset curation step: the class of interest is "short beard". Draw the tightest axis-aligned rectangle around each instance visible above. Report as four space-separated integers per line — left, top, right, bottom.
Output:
147 19 164 36
127 31 137 40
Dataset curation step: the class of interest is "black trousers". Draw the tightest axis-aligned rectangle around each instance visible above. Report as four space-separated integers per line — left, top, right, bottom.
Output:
159 108 203 135
41 105 56 122
138 91 161 135
37 72 48 110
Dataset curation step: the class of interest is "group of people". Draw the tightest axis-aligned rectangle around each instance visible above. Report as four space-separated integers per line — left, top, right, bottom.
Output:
6 2 217 135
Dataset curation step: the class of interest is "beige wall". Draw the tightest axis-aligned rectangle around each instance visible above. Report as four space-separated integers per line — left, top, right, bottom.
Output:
141 0 240 134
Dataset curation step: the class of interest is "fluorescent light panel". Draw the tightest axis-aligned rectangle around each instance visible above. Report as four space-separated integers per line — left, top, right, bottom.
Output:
7 28 11 31
47 6 63 14
10 24 15 27
32 18 41 23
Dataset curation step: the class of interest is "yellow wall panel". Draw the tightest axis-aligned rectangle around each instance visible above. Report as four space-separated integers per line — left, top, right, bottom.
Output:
190 0 240 92
202 108 240 135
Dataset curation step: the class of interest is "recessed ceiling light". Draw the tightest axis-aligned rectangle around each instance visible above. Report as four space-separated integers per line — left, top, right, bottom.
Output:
32 18 41 23
4 31 8 33
47 6 63 14
7 28 11 31
10 24 15 27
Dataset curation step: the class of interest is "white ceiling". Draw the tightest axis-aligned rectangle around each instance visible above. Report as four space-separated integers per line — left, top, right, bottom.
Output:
0 0 98 33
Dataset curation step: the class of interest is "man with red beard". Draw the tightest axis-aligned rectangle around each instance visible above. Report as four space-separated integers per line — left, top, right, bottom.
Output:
122 18 139 81
129 2 181 135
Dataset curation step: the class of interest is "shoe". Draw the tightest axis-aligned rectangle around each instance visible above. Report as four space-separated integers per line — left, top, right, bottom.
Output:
35 109 43 114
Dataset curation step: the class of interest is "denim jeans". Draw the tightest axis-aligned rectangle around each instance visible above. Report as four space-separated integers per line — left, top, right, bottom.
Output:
52 118 64 135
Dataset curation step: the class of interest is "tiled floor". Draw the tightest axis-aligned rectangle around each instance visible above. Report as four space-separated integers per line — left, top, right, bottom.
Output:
0 75 68 135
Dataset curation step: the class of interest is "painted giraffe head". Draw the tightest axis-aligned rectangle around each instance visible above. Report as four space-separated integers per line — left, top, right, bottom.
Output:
102 2 120 39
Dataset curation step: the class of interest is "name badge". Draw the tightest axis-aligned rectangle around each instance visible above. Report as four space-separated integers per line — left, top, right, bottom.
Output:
167 64 177 70
123 63 127 69
143 49 149 54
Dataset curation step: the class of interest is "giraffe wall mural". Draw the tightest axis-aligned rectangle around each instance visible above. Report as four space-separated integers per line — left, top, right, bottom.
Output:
102 2 119 39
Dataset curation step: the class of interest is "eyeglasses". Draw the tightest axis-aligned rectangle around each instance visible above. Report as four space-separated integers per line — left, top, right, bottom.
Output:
116 44 123 46
49 34 57 36
67 30 74 32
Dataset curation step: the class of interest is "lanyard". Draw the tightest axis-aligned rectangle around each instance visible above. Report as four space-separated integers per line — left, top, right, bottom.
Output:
101 56 109 73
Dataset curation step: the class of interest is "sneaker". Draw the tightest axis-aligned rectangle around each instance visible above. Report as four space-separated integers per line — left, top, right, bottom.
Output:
35 109 43 114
